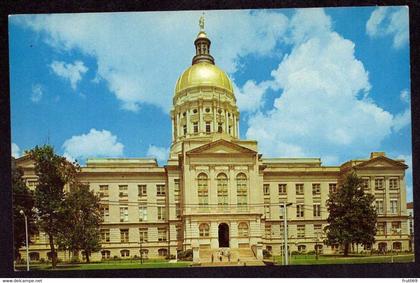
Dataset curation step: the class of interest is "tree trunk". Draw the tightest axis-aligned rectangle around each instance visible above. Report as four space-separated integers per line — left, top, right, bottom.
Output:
343 242 350 257
85 251 90 263
48 233 57 269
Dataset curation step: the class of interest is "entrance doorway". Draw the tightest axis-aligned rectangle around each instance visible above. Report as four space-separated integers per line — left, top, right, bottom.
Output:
218 223 229 247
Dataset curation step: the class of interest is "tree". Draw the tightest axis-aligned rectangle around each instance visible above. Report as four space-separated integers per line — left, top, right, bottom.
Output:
11 158 38 260
57 184 102 263
324 172 377 256
27 145 79 268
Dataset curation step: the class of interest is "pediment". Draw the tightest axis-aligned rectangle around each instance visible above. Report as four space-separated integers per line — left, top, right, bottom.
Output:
15 155 35 168
354 156 408 170
186 139 257 155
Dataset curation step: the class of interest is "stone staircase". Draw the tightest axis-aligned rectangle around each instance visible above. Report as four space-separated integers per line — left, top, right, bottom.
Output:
199 248 265 266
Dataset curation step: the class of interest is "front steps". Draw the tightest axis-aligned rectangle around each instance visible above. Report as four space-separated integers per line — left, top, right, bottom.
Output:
198 248 264 266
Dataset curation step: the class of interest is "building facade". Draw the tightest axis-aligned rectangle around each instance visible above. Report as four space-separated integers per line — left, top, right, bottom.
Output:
16 19 411 263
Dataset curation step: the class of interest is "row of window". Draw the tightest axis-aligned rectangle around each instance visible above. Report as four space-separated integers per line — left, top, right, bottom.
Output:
101 248 166 259
264 203 322 218
376 221 402 235
263 183 337 196
99 184 172 198
375 199 400 214
181 121 234 135
198 222 249 237
101 228 170 244
362 177 400 190
101 204 181 222
198 173 247 206
265 224 324 239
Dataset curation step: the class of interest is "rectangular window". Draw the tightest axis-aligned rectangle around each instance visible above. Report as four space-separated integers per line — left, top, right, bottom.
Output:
314 224 322 236
138 185 147 197
278 184 287 195
101 229 110 243
375 200 384 214
296 184 304 195
158 228 167 242
263 184 270 196
176 203 181 218
313 204 321 217
101 205 110 220
218 122 223 133
264 204 271 218
99 185 109 198
265 225 272 238
139 228 148 242
375 178 384 190
120 229 129 243
139 205 147 221
157 184 166 196
296 204 304 218
377 222 386 235
329 183 337 194
361 178 370 191
176 225 182 240
392 221 401 235
228 125 232 134
205 122 211 133
119 185 128 198
174 179 180 201
297 225 305 238
389 178 399 190
312 184 321 195
183 124 187 135
390 200 398 214
157 206 166 220
193 122 198 133
120 206 128 222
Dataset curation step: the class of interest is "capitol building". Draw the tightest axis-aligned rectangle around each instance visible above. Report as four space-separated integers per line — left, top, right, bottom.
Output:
17 19 411 264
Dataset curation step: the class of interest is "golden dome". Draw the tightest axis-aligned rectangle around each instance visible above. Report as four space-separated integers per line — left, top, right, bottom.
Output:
175 62 234 94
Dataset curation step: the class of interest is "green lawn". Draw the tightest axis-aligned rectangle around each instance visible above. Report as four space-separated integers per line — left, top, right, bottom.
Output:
271 253 415 265
15 260 191 271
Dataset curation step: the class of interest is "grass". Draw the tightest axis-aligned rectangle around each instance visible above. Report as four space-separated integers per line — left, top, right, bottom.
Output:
15 259 191 271
271 253 415 265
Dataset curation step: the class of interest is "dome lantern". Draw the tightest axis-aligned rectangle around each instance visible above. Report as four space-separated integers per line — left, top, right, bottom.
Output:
192 15 215 65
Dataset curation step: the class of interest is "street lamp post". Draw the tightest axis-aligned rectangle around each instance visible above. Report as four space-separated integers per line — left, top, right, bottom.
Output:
281 202 293 266
19 210 29 271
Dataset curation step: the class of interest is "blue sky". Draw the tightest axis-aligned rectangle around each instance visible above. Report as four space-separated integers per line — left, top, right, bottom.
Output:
9 7 412 201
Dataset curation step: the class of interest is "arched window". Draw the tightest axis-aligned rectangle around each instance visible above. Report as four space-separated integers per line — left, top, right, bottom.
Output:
199 223 210 237
101 250 111 260
29 252 40 261
120 249 130 258
393 242 402 251
217 173 228 206
238 222 249 237
158 248 168 257
297 245 307 253
140 249 149 259
236 173 248 208
197 173 209 207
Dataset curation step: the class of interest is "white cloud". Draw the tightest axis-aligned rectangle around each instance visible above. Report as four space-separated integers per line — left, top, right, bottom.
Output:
50 60 88 90
11 143 21 158
400 89 410 103
366 6 409 49
31 84 44 102
62 128 124 162
234 80 272 112
12 10 288 112
392 109 411 132
146 145 169 163
246 8 395 162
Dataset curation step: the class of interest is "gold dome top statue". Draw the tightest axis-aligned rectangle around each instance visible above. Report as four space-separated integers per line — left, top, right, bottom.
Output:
170 16 239 154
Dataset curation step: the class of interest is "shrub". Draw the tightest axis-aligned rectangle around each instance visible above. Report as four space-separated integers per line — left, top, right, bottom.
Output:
177 249 193 261
291 251 300 256
166 254 176 260
307 250 316 255
39 258 46 264
133 255 139 259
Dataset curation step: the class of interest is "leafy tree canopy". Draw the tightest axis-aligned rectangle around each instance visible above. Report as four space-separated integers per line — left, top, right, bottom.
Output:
324 171 377 256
